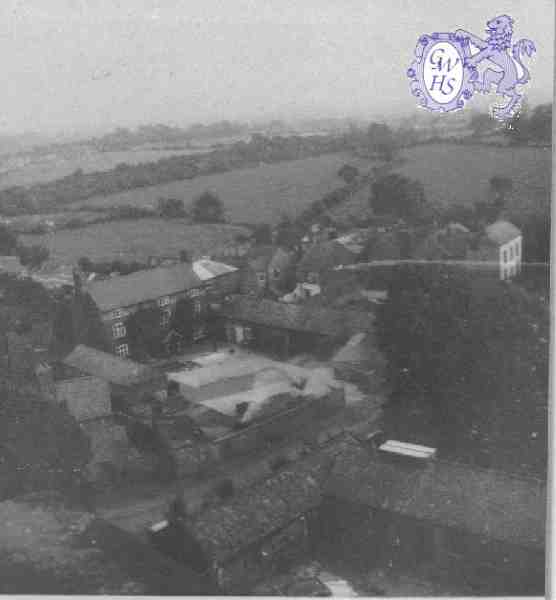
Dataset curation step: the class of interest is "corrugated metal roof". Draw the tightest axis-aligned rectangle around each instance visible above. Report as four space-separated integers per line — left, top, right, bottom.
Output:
85 263 202 312
192 259 237 281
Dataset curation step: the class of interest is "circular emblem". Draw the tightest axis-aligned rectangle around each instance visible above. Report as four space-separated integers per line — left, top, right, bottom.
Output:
408 32 475 113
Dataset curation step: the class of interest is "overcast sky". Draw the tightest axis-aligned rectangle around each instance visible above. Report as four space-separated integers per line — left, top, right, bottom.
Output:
1 0 553 135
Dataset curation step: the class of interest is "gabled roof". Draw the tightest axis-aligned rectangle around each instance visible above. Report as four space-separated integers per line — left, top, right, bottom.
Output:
485 220 522 246
62 344 164 387
184 453 334 562
84 263 202 312
298 240 359 274
325 441 546 549
217 295 375 338
192 259 237 281
55 376 111 421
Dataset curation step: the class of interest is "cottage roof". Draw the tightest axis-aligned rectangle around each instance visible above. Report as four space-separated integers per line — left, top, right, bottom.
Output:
298 240 359 274
485 220 522 246
325 442 546 549
192 259 237 281
184 453 334 562
84 263 202 312
218 295 375 338
62 344 164 387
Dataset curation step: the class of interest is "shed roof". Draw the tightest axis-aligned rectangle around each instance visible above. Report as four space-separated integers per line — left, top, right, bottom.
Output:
218 295 375 338
84 263 202 312
325 441 546 549
184 453 334 562
62 344 164 388
192 259 237 281
485 220 522 246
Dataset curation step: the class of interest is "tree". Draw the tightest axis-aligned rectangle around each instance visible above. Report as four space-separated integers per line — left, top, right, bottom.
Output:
527 103 552 144
367 122 396 161
338 164 359 184
377 264 548 456
488 176 513 209
17 244 49 269
252 223 272 245
158 197 185 218
0 224 18 255
170 298 194 341
78 257 93 273
370 174 426 219
125 307 164 358
191 191 224 224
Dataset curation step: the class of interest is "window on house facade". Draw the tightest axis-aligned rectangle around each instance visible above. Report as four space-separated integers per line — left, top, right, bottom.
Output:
158 296 171 307
257 272 266 284
115 343 129 358
503 249 508 263
189 288 201 298
111 309 124 320
509 246 514 260
272 268 281 278
515 241 520 258
160 308 171 328
193 299 202 317
112 322 126 339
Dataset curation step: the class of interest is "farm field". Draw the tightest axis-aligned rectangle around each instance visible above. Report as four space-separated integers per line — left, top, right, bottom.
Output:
0 146 202 188
397 143 551 212
20 220 250 268
70 153 372 224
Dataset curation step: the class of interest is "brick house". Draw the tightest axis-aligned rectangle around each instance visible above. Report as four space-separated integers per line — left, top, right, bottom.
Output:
72 263 212 358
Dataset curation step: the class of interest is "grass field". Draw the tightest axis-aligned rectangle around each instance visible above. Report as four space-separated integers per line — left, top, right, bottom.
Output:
21 220 250 267
70 153 371 224
397 143 551 212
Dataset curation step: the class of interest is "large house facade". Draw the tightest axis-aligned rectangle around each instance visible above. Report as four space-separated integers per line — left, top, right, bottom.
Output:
72 260 239 358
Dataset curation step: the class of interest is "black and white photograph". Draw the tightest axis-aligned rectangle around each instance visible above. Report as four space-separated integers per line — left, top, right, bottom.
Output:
0 0 552 596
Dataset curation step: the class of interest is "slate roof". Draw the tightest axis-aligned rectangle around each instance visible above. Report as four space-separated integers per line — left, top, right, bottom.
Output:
485 220 522 246
298 240 359 274
55 376 111 422
62 344 164 388
218 295 375 338
184 452 335 562
325 441 546 549
84 263 202 312
192 259 237 281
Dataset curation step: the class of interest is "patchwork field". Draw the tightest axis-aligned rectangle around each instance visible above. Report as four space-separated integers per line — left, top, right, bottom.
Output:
397 143 551 212
70 153 371 224
20 220 250 267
